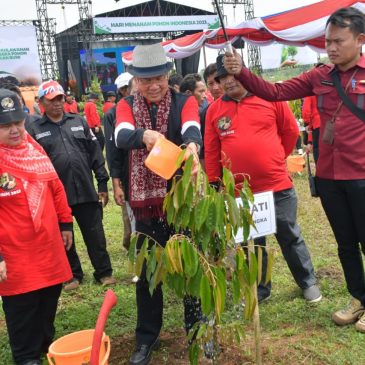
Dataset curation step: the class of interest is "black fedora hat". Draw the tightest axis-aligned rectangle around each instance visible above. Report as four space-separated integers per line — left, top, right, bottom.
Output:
214 54 229 83
127 43 173 78
0 89 27 125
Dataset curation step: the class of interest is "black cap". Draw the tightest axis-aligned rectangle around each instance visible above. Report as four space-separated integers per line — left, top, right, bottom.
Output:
106 91 116 97
214 54 229 83
0 89 27 125
88 93 99 100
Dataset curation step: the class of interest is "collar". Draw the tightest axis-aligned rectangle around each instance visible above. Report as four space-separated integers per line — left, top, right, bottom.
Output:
39 113 69 125
222 91 253 102
327 54 365 74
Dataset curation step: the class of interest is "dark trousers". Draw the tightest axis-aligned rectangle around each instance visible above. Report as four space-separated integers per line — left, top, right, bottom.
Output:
92 128 105 152
274 188 316 289
317 178 365 305
253 237 271 298
135 218 202 347
296 135 302 150
66 202 113 282
2 284 62 365
312 128 320 165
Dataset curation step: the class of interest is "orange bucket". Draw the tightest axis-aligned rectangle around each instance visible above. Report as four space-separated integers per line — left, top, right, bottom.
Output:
144 137 182 180
47 329 110 365
287 155 305 173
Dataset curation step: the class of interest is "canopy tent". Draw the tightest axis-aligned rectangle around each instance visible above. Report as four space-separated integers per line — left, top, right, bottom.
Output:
122 0 365 64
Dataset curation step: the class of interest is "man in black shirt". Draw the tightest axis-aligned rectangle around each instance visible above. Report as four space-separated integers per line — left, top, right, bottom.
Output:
27 80 116 290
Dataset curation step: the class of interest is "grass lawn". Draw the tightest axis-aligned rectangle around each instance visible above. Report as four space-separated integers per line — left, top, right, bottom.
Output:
1 170 364 364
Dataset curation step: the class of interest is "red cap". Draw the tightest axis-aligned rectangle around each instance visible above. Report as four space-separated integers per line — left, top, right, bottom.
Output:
38 80 65 100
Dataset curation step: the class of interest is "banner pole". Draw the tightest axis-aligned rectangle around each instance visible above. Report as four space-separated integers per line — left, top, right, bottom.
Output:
202 44 207 69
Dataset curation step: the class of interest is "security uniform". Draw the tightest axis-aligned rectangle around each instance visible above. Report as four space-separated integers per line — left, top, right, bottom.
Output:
26 113 113 283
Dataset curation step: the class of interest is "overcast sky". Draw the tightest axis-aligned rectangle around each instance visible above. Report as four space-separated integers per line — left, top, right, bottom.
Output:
2 0 321 32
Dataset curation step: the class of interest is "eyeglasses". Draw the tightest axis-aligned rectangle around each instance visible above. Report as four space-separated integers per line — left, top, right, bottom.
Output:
137 75 167 86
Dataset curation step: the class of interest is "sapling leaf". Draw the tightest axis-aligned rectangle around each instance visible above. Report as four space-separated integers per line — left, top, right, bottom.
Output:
188 342 200 365
249 250 258 286
200 275 212 316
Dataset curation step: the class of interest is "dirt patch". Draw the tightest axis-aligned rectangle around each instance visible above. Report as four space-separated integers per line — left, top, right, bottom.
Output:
316 266 343 281
108 327 330 365
109 329 253 365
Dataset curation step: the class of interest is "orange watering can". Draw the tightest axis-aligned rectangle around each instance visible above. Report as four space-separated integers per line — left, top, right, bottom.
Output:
144 136 182 180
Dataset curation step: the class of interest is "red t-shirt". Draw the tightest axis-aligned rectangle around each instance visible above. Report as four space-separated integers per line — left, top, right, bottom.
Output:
302 96 320 131
0 174 72 296
64 100 79 114
103 101 115 114
84 101 101 128
205 95 298 194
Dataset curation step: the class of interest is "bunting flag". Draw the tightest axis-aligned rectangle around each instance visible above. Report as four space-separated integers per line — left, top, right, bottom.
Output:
122 0 365 64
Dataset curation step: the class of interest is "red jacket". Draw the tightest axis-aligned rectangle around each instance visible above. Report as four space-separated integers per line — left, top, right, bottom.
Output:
84 100 101 128
205 94 298 194
0 174 72 296
237 57 365 180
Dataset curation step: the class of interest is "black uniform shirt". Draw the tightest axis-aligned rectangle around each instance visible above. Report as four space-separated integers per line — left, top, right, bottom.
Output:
26 113 109 206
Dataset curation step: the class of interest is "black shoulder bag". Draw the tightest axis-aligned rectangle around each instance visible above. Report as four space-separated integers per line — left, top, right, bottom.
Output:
331 70 365 122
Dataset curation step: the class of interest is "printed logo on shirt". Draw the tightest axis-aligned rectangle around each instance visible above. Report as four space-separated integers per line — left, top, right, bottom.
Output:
217 116 232 131
71 126 84 132
0 172 16 191
35 131 51 140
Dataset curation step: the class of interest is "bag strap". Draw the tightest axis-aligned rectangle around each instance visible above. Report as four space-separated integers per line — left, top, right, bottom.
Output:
306 153 312 177
331 69 365 122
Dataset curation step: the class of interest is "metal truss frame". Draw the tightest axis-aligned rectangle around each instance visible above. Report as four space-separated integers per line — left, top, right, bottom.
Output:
35 0 96 83
217 0 262 73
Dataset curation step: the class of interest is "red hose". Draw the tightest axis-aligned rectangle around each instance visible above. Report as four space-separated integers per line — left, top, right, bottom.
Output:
90 289 118 365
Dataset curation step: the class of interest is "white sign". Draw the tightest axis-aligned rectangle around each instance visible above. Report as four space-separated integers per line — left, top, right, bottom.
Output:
93 16 219 34
0 26 42 85
234 191 276 242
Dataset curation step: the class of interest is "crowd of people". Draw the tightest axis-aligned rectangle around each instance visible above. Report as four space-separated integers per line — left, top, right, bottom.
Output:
1 6 365 365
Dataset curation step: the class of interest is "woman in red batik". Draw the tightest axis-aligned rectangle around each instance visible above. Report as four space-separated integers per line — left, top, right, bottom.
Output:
0 89 73 365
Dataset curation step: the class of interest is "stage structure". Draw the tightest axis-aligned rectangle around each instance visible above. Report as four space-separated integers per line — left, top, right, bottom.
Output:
217 0 262 73
56 0 217 93
35 0 95 84
2 1 219 92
